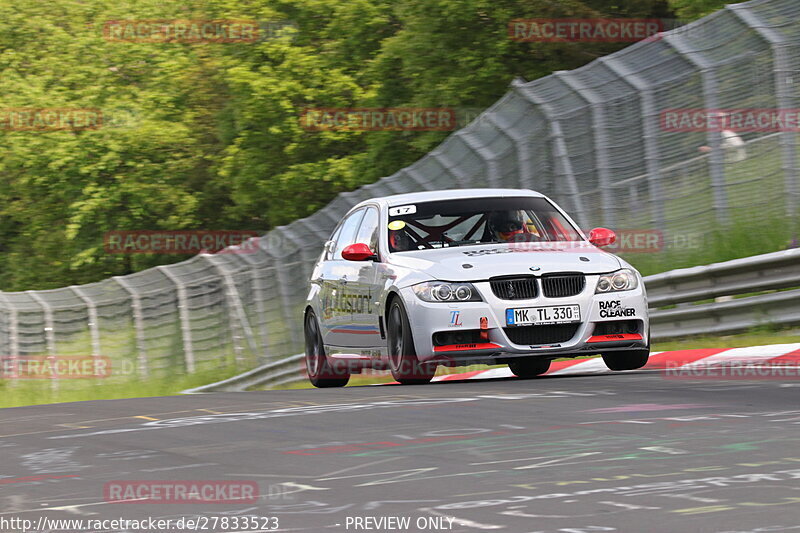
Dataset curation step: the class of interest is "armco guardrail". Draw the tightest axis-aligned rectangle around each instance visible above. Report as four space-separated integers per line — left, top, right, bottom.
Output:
186 248 800 392
183 353 305 393
2 0 799 384
647 247 800 339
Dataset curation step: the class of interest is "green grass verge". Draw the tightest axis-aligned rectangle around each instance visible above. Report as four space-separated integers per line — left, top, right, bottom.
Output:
0 364 245 409
626 214 799 276
614 135 800 276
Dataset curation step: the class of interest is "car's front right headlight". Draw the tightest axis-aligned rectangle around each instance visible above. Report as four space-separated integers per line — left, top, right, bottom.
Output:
595 268 639 293
412 281 483 302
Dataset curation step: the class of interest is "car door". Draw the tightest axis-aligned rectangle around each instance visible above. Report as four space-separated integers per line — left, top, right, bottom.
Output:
344 206 384 348
319 208 365 348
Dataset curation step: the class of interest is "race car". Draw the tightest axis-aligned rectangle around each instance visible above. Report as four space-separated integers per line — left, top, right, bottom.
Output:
303 188 650 387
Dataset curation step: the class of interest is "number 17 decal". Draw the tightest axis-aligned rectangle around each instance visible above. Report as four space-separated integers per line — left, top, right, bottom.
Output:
389 205 417 216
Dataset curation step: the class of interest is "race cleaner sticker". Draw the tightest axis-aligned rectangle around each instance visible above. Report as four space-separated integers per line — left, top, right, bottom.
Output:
598 300 636 318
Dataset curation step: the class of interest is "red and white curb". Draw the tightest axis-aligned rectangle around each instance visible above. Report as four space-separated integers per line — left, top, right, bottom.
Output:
429 343 800 382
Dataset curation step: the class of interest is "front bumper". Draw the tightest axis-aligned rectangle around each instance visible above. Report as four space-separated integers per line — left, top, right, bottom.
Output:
399 276 649 365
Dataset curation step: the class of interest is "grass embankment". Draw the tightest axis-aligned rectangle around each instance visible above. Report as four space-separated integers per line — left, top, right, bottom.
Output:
0 365 244 409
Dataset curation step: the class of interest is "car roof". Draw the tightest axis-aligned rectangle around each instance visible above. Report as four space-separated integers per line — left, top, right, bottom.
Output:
353 188 546 210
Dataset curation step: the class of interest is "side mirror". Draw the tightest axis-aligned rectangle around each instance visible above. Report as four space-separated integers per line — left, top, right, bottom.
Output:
588 227 616 247
341 243 377 261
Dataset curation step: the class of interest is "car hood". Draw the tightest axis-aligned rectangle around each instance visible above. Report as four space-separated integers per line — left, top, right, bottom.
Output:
389 242 622 281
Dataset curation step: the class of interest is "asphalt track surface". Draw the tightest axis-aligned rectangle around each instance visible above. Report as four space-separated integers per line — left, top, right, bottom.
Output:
2 371 800 533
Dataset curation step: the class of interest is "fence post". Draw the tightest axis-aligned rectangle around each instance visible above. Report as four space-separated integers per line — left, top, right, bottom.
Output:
511 79 589 229
550 122 590 230
112 276 149 377
663 33 729 226
555 71 616 229
201 254 259 365
26 291 57 391
456 130 501 187
236 237 271 359
70 286 102 377
424 152 469 190
0 292 19 385
69 287 100 356
481 109 531 189
156 266 195 373
268 227 303 352
600 56 667 232
728 4 798 219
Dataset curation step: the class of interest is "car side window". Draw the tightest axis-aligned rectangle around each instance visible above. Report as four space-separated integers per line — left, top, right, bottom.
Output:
354 207 380 254
332 209 365 260
324 225 343 261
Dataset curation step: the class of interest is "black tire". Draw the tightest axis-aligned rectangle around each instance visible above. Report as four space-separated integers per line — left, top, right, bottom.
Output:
601 348 650 371
508 357 551 378
386 298 436 385
304 310 349 388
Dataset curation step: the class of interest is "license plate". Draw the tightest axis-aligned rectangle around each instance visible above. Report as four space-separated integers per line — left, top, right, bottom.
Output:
506 305 581 326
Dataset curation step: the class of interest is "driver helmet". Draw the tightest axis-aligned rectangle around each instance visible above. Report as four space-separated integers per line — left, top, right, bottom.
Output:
389 228 413 251
488 210 526 242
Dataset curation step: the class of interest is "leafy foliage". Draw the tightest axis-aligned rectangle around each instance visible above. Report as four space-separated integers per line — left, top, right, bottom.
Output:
0 0 711 289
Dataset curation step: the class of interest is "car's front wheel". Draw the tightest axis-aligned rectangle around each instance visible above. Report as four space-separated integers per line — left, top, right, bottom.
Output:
601 349 650 371
304 310 349 388
387 298 436 385
508 357 551 378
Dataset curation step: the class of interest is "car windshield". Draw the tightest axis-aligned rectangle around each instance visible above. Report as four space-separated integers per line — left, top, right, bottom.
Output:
387 196 582 252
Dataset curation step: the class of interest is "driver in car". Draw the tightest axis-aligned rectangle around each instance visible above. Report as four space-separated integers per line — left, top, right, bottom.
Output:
389 226 414 252
487 210 529 242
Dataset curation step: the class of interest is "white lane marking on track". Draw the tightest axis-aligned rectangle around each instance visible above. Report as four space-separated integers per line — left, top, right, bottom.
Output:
320 468 499 487
513 452 605 470
683 343 800 367
141 462 216 472
363 499 441 510
0 500 114 516
469 367 513 379
470 451 602 466
548 358 609 375
640 446 689 455
227 457 403 480
420 508 504 530
319 457 403 478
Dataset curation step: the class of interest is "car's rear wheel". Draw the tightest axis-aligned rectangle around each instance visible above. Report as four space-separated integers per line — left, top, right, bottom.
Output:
508 357 551 378
601 348 650 371
387 298 436 385
304 310 349 388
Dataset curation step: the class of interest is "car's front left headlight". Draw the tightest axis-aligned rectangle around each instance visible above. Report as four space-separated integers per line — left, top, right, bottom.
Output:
595 268 639 293
412 281 483 302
